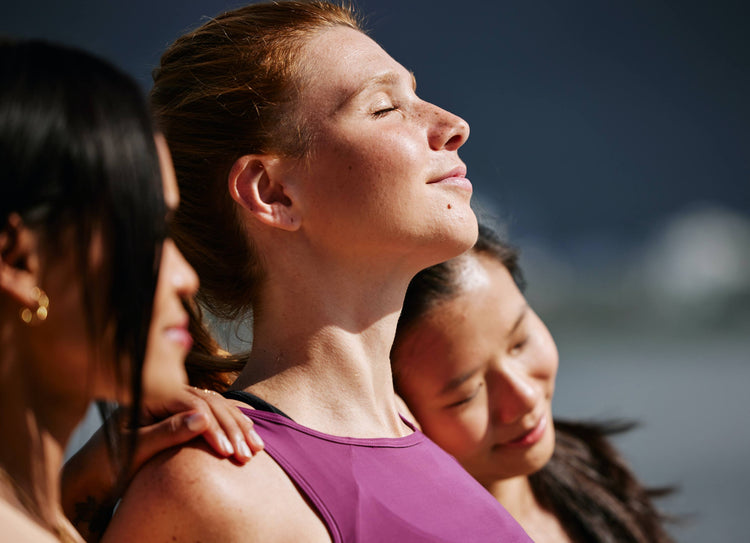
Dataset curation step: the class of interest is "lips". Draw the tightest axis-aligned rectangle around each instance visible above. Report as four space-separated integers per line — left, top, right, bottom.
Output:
501 414 548 449
427 165 472 194
428 165 468 184
164 316 193 350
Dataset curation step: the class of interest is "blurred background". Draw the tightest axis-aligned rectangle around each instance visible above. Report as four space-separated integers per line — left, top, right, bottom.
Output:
4 1 748 540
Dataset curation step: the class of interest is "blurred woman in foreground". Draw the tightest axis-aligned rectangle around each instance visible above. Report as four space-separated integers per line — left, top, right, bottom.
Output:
0 39 261 542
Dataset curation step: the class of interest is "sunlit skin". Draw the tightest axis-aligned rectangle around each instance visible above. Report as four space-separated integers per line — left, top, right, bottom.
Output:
259 26 477 276
230 25 477 430
393 252 558 491
104 25 480 543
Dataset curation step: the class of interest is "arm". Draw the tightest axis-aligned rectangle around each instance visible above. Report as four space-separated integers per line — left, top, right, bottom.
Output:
62 386 264 541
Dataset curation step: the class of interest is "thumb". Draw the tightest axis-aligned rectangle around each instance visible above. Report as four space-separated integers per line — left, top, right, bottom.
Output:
132 411 209 472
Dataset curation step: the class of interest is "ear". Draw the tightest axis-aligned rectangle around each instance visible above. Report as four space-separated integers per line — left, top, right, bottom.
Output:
0 213 42 307
228 154 301 232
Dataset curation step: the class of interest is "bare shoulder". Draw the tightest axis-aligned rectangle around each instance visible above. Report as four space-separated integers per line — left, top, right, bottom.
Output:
102 441 330 543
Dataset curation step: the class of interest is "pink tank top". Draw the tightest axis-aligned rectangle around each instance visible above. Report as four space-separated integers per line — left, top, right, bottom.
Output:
240 407 533 542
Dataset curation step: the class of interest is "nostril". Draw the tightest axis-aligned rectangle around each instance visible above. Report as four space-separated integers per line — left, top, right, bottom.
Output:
444 133 464 151
426 105 469 151
441 116 469 151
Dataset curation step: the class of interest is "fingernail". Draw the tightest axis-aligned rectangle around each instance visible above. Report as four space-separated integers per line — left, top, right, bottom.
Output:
219 435 234 455
185 413 206 432
238 441 252 458
248 430 264 450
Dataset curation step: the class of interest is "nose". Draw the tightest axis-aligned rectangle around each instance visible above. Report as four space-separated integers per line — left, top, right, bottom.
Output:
166 240 199 299
488 361 541 425
426 104 470 152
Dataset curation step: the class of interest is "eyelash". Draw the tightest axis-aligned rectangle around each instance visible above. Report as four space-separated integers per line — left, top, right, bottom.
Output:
510 337 528 355
446 383 483 409
372 105 399 118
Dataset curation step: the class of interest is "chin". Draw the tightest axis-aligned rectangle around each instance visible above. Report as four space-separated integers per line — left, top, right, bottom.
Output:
489 428 557 480
488 452 551 482
142 356 189 400
432 211 479 263
457 212 479 249
522 426 557 476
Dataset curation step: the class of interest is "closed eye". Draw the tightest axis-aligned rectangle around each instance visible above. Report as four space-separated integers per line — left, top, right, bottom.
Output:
510 337 528 356
445 383 483 409
372 105 399 118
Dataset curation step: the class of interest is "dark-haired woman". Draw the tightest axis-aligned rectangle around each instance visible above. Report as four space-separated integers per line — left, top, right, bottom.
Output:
102 1 531 542
0 39 262 542
391 223 675 543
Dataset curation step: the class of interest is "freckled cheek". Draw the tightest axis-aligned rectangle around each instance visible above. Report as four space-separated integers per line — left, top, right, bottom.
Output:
341 129 422 170
326 147 393 189
331 157 416 212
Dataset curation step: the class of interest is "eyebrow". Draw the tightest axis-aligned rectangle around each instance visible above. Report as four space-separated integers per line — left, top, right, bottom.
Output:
439 363 483 396
340 69 417 107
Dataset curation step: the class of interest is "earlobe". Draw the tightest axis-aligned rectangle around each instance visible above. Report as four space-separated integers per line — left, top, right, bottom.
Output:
228 155 301 232
0 214 42 308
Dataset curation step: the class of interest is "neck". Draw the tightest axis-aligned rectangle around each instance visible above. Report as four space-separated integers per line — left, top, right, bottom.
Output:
484 475 538 523
0 331 86 537
485 475 572 543
233 252 415 438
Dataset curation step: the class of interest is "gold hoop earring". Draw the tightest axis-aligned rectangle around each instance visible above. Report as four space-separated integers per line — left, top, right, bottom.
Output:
20 286 49 325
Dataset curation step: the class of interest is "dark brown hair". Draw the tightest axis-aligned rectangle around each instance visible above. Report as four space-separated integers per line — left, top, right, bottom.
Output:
393 221 676 543
533 419 675 543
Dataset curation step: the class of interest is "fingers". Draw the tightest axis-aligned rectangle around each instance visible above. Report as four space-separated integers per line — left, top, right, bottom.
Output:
142 385 263 463
133 410 210 469
189 388 264 461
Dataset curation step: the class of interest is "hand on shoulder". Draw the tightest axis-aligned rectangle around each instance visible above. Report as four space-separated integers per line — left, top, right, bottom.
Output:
62 385 264 540
103 441 330 543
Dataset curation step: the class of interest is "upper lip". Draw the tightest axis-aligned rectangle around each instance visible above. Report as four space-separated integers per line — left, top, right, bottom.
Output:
498 412 545 446
427 165 467 184
166 313 190 331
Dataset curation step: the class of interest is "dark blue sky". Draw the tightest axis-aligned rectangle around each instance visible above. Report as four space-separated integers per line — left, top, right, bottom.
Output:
4 0 749 246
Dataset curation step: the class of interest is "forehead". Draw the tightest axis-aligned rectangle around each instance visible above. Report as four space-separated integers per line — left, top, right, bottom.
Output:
298 26 412 107
395 257 524 388
394 295 480 398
